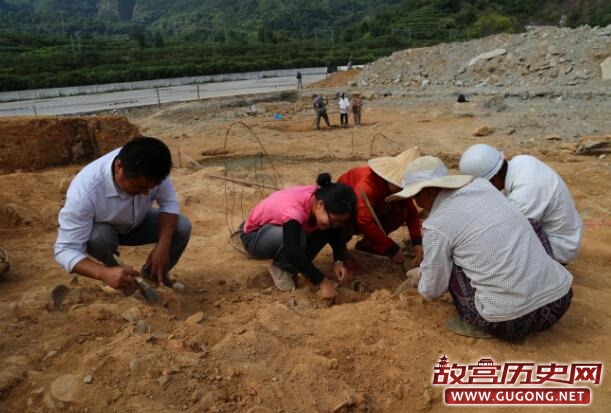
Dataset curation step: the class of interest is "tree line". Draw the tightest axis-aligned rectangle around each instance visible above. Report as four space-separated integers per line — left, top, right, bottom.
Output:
0 0 609 91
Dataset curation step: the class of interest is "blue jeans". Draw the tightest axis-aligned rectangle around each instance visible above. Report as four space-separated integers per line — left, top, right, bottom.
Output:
86 209 191 272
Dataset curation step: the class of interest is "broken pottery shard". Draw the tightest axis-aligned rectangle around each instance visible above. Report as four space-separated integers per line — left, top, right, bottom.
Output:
121 306 144 323
186 311 205 325
50 374 80 402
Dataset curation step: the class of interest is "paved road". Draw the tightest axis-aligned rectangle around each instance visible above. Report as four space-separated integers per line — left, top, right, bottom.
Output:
0 74 326 117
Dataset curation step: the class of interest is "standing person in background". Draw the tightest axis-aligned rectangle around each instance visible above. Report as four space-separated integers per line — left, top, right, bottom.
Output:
239 173 357 301
459 144 583 264
296 71 303 89
312 94 331 130
339 92 350 128
351 92 363 126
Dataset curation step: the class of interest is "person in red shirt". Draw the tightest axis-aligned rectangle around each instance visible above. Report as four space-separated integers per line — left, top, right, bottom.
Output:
338 147 424 268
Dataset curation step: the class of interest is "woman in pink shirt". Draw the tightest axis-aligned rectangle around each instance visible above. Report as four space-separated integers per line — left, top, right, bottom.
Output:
240 173 356 301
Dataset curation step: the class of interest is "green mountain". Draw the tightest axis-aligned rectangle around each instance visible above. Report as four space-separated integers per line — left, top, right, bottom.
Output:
0 0 609 92
2 0 608 40
0 0 405 40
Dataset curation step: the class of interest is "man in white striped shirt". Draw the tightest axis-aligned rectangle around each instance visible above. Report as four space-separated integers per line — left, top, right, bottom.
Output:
388 156 573 340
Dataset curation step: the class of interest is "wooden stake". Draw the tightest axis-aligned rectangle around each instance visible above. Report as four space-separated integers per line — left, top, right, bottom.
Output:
207 174 277 190
361 191 386 235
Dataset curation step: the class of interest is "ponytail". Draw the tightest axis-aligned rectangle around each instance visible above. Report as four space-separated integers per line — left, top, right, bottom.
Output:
316 172 332 187
314 173 356 215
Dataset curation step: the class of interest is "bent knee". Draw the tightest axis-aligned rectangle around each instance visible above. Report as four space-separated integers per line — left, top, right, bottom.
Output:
176 215 192 238
88 223 118 248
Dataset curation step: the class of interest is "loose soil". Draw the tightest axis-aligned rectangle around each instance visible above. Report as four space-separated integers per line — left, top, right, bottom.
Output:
1 59 610 412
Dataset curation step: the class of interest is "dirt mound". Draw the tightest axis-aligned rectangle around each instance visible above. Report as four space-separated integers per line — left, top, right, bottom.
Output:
357 25 611 92
1 97 610 411
1 34 611 411
307 69 360 89
0 116 140 173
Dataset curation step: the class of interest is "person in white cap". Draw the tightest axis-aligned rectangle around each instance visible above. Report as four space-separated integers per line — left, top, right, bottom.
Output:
389 156 573 340
459 144 582 264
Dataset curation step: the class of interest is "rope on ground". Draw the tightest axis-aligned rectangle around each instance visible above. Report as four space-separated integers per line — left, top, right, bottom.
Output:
221 122 283 251
217 125 413 253
369 133 404 158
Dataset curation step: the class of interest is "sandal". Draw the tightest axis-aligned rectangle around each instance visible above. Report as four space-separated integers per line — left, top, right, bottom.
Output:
444 318 493 339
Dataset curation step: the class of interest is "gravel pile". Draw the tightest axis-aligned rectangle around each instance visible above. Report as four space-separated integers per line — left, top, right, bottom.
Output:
356 25 611 94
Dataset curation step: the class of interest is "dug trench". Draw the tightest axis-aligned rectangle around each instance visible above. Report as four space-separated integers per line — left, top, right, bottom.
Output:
1 77 610 411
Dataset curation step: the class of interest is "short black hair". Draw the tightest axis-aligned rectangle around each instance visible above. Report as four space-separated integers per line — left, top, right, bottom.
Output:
116 136 172 183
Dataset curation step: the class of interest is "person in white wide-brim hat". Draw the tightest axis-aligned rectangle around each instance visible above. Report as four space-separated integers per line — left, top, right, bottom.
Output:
391 156 574 340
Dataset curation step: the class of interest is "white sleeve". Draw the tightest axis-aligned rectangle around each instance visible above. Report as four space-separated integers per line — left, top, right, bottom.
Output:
506 181 548 222
155 177 180 214
418 227 454 299
54 197 95 272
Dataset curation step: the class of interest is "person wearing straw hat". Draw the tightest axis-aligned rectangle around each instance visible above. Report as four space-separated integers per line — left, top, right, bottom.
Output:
459 143 583 264
389 156 573 340
338 147 423 269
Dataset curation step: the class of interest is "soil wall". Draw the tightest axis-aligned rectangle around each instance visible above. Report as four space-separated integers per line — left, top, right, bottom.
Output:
0 116 140 173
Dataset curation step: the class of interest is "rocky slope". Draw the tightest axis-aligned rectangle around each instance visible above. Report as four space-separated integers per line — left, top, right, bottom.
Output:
356 25 611 94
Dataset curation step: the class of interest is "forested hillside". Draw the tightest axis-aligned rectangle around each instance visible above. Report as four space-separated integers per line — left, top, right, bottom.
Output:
1 0 610 39
0 0 404 39
1 0 610 91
